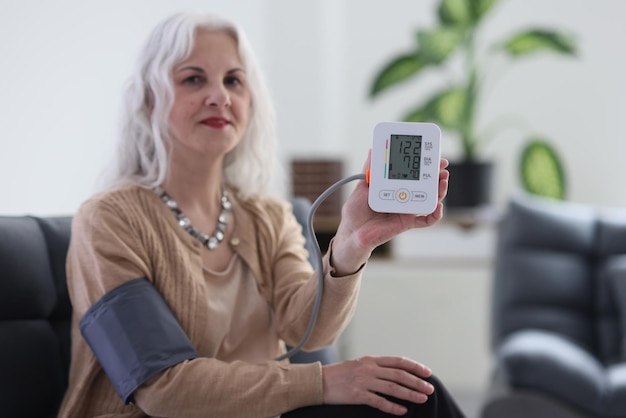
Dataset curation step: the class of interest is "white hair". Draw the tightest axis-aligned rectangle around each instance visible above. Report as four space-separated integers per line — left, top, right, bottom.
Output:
103 11 277 199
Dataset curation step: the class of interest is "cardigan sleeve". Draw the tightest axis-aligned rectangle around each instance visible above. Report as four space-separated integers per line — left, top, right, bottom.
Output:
135 358 322 417
66 196 154 317
269 201 363 349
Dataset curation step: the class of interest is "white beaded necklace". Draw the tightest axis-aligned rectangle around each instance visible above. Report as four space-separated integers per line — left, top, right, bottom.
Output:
155 186 232 250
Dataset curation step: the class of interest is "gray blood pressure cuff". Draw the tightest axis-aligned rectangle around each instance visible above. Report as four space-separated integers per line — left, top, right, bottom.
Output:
79 277 199 404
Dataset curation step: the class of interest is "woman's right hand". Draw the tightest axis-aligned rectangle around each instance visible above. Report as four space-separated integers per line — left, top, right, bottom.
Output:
321 356 435 416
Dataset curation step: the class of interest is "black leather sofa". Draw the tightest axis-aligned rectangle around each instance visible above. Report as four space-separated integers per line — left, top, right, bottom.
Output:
0 216 72 418
481 194 626 418
0 198 334 418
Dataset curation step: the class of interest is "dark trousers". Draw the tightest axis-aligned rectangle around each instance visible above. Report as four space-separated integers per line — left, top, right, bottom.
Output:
282 375 466 418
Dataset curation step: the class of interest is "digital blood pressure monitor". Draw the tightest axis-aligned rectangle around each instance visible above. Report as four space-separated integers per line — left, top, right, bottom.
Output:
368 121 442 215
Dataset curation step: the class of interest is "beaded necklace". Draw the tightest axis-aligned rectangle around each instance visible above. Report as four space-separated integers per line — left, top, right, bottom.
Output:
155 186 232 250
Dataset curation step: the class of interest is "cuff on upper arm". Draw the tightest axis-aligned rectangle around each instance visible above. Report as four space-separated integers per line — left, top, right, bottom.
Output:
79 278 199 404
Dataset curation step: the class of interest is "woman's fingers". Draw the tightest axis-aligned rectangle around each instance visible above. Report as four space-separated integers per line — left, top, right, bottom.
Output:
373 355 432 379
361 390 414 416
322 356 435 416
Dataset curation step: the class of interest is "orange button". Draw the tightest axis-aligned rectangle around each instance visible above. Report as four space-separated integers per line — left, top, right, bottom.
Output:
396 189 410 202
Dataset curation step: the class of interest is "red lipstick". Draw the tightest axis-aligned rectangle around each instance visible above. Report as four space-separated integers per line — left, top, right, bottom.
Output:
201 117 230 129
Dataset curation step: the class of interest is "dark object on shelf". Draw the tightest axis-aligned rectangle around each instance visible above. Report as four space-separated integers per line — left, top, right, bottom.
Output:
291 159 343 217
445 160 493 208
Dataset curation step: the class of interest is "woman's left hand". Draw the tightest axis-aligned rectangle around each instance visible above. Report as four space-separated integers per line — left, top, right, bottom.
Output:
330 151 449 275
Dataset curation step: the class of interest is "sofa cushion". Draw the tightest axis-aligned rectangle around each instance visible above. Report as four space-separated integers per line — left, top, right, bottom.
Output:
499 330 620 417
605 256 626 362
607 364 626 415
0 217 57 318
492 195 598 355
0 216 72 418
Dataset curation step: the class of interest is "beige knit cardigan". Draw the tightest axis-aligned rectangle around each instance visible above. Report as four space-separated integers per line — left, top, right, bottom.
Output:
58 185 362 418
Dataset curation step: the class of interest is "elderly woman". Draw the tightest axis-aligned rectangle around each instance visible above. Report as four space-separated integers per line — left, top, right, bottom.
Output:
58 11 464 418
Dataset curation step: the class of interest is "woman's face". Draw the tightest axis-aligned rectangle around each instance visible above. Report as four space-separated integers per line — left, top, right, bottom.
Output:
167 29 251 163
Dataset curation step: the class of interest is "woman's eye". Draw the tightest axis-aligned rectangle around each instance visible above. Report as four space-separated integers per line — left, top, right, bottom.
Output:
183 75 204 85
225 76 242 86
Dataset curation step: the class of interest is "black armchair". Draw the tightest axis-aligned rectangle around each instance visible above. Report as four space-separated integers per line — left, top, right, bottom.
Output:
481 193 626 418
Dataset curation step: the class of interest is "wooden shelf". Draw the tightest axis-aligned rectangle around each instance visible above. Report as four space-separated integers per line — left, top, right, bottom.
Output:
443 205 502 229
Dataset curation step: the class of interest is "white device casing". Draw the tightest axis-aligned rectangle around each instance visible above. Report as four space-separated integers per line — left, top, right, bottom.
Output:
368 121 442 215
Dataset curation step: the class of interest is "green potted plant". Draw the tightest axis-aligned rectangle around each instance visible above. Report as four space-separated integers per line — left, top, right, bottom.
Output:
368 0 577 205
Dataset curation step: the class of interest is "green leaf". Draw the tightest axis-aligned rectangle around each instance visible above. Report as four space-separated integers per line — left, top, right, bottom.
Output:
369 53 425 97
503 29 577 57
417 27 465 64
438 0 499 26
519 139 566 200
438 0 471 26
403 87 467 130
470 0 499 22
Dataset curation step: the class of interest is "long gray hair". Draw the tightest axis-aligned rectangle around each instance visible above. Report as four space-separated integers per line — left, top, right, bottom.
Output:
104 12 277 199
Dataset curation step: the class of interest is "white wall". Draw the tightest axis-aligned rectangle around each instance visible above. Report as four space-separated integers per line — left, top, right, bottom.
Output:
3 1 626 216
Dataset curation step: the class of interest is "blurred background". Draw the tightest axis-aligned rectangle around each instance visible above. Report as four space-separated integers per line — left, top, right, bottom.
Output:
2 1 625 416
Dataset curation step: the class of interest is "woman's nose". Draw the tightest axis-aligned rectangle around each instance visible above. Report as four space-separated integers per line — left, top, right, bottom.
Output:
204 84 231 108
